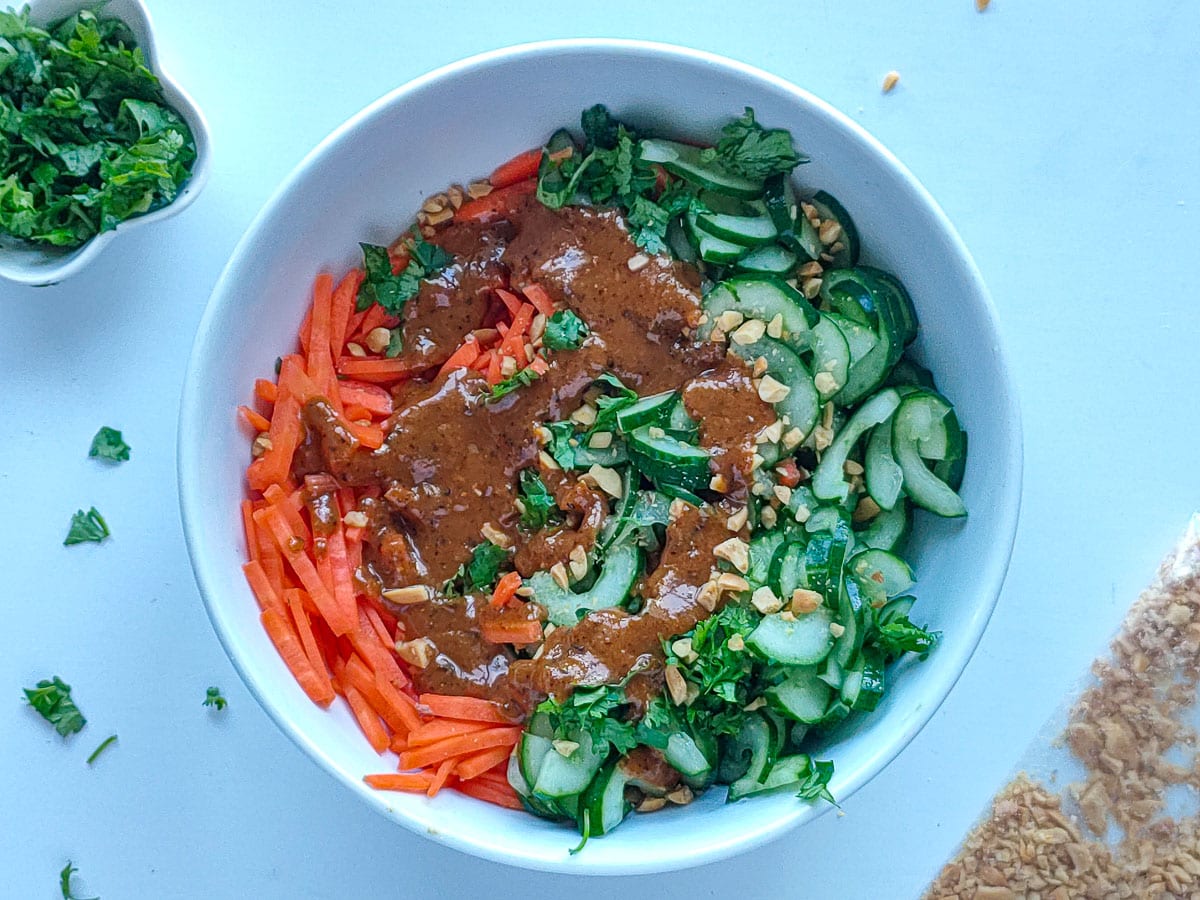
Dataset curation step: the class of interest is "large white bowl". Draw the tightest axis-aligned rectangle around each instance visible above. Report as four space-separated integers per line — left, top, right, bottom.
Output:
0 0 211 287
179 40 1021 875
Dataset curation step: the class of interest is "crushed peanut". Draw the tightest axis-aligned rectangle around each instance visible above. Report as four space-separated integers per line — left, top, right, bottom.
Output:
395 637 436 668
716 310 745 334
757 374 791 404
713 537 751 573
343 510 368 529
696 580 721 612
773 484 793 505
550 562 569 590
552 739 580 757
752 586 783 615
766 313 784 339
791 588 823 614
346 341 367 358
627 253 651 272
726 507 749 533
466 180 492 199
717 572 751 594
814 371 838 395
760 506 778 529
882 70 901 93
570 403 597 426
480 521 512 549
588 431 613 450
584 463 623 499
709 472 729 493
731 318 767 346
382 585 433 605
665 664 688 705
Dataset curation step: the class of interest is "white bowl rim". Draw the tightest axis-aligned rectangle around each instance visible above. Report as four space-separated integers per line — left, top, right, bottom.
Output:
179 38 1023 875
0 0 212 287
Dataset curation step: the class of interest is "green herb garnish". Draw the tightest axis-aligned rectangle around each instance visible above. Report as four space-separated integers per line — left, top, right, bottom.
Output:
700 107 808 180
88 427 130 462
0 7 196 248
64 507 109 545
518 469 560 531
25 676 86 737
665 604 760 737
794 758 836 805
59 861 97 900
542 309 589 351
355 229 454 315
203 687 227 710
86 734 118 765
488 364 542 402
444 541 510 595
871 615 940 661
590 372 638 433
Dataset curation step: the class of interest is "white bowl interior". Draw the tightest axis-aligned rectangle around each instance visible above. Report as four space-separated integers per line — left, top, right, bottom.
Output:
179 41 1021 875
0 0 211 287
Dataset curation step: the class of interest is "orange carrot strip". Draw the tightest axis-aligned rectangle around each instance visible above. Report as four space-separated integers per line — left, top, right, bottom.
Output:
471 349 494 372
373 672 422 733
489 571 523 610
495 288 523 318
388 735 408 754
454 778 524 810
473 767 516 790
418 694 513 724
528 355 549 376
343 654 410 735
428 758 456 798
455 179 536 224
344 685 391 753
480 618 543 646
241 499 259 561
246 359 304 492
243 560 287 617
330 269 365 358
363 603 394 648
407 718 493 747
398 727 522 771
354 304 389 341
455 745 515 781
499 304 534 364
521 283 556 317
307 273 334 373
286 589 335 702
336 357 415 379
486 351 503 385
338 380 393 416
438 339 482 376
256 506 353 635
298 304 313 355
261 609 335 706
490 148 542 189
240 404 272 432
364 773 433 792
347 421 384 450
254 378 278 404
263 484 309 543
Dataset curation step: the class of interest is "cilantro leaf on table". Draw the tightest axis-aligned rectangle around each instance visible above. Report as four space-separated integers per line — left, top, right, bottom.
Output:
59 861 98 900
542 309 589 351
355 230 454 315
86 734 118 765
203 687 227 711
88 426 130 462
64 507 109 545
871 615 940 661
700 107 808 180
518 469 561 531
24 676 86 737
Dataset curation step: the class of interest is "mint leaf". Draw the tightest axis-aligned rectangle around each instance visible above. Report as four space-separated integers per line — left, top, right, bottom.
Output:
466 541 508 591
64 507 109 545
25 676 86 737
88 426 130 462
542 309 589 351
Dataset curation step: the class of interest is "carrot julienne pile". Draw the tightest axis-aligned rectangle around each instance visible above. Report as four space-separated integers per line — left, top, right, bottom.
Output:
238 151 545 812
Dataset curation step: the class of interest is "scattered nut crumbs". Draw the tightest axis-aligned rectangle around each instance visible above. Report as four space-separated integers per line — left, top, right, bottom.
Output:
882 71 901 94
926 519 1200 899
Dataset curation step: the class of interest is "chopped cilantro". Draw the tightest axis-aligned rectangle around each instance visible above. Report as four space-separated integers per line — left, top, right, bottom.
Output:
542 309 589 351
202 687 227 711
64 507 109 545
542 420 578 470
86 734 118 765
591 373 639 433
581 103 622 151
355 229 453 315
794 758 837 805
665 604 761 737
700 107 808 180
871 615 940 661
487 364 542 402
88 426 130 462
518 469 561 531
0 8 196 249
384 327 404 358
24 676 86 737
59 861 97 900
444 541 510 595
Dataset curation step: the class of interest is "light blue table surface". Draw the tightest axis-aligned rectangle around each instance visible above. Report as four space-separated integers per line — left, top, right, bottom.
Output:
4 2 1199 897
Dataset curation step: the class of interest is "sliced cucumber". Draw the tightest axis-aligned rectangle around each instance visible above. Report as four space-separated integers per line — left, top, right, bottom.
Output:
664 732 715 782
885 357 937 390
723 333 820 438
861 266 918 346
864 419 904 510
857 499 911 552
878 594 916 626
667 396 699 441
748 530 787 588
731 276 819 329
696 207 778 247
854 650 886 712
802 520 852 605
700 278 815 355
746 607 835 665
736 243 797 276
834 575 866 669
812 389 902 503
892 392 967 517
765 666 832 724
809 190 859 267
825 311 878 365
772 542 806 600
640 138 765 199
518 732 553 790
765 174 822 262
529 542 642 626
627 424 710 493
729 753 817 801
848 548 914 598
615 390 677 433
533 731 607 799
581 758 633 836
809 316 851 401
725 713 788 800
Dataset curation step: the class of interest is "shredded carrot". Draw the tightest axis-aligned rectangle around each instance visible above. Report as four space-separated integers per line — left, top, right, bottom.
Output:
455 745 515 781
529 355 550 376
438 339 482 376
307 273 335 380
521 283 556 318
336 357 414 383
373 671 423 733
486 351 503 385
298 304 313 355
495 288 524 318
455 178 536 224
342 654 411 735
255 506 353 636
243 560 286 617
347 420 385 449
398 726 522 771
239 404 271 432
363 603 394 648
344 685 390 753
241 499 259 561
261 609 335 706
419 694 513 724
286 589 335 702
490 148 541 189
330 269 365 358
427 758 456 797
338 380 393 417
480 617 543 646
490 571 523 609
354 304 390 341
407 718 493 747
472 349 495 372
364 773 433 792
254 378 278 404
454 777 524 810
246 363 302 491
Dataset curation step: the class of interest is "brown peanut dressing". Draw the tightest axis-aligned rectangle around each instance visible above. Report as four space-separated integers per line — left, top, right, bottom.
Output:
291 194 769 713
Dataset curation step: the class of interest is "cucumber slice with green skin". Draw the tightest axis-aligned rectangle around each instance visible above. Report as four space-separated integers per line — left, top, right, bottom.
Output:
886 357 937 390
765 174 823 262
664 732 715 781
803 519 852 608
720 712 772 791
666 395 699 441
696 207 779 247
571 440 629 469
812 389 902 502
627 424 710 493
878 594 916 626
746 606 836 665
809 190 860 267
736 243 797 276
723 334 820 439
529 542 642 626
934 430 968 491
892 392 967 517
854 650 886 711
916 399 965 461
772 542 806 600
666 217 699 265
834 575 867 669
728 753 818 801
860 266 918 346
848 548 914 598
518 732 553 789
865 419 904 510
804 504 851 537
810 316 851 401
581 759 633 836
700 279 815 355
825 311 878 364
765 666 832 724
748 530 787 588
615 390 677 433
533 731 607 800
857 499 912 552
639 138 765 199
546 128 578 155
686 210 747 264
509 745 532 797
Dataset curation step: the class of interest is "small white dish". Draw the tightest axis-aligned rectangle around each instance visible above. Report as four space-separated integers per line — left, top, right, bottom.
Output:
179 40 1022 875
0 0 210 287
